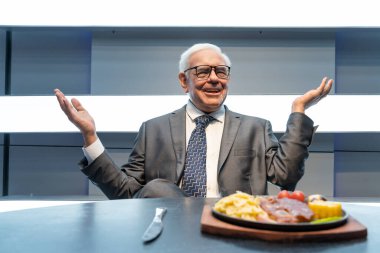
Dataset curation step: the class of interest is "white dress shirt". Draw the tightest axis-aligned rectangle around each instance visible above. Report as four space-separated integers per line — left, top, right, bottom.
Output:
83 100 225 198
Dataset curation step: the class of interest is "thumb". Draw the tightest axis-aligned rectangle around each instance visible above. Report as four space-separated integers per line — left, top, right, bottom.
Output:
71 98 86 112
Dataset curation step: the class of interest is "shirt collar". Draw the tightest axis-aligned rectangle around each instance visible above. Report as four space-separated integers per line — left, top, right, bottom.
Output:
186 100 225 123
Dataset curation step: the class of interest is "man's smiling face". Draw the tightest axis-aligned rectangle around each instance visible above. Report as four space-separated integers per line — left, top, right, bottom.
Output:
179 48 230 113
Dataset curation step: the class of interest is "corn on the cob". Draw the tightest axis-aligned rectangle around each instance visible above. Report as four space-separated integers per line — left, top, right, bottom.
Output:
308 200 342 219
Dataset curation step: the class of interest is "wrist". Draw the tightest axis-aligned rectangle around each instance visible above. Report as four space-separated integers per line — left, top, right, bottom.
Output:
291 103 305 113
83 132 98 147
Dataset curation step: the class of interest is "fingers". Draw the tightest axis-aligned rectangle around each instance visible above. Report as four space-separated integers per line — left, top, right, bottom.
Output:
54 88 71 114
319 77 333 98
315 77 333 98
317 77 327 93
323 78 333 96
54 89 81 121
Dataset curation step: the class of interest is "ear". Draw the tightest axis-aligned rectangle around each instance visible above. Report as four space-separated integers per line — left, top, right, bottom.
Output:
178 73 189 93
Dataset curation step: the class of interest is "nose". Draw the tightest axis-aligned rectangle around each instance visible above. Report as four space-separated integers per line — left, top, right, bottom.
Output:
208 68 219 81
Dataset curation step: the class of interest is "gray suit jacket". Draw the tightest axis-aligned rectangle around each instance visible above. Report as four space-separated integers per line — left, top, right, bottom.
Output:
81 105 315 199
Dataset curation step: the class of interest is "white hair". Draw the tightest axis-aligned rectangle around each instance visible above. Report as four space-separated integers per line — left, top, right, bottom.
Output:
178 43 231 72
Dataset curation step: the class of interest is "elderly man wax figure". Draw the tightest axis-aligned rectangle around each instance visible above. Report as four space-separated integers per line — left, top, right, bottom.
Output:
55 43 333 199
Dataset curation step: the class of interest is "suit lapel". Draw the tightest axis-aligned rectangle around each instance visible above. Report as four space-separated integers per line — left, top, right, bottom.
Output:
218 108 241 172
169 106 187 185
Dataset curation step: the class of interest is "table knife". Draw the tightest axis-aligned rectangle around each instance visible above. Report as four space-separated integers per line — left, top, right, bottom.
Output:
142 207 167 243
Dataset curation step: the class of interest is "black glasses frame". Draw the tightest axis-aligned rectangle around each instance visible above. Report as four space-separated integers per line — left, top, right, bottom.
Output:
184 65 231 79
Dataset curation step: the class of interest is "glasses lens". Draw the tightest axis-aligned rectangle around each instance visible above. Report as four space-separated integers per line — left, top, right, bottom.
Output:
215 66 229 79
194 65 230 79
195 66 212 79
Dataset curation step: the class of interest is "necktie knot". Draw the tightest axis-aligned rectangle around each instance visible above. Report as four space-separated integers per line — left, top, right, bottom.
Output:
195 115 214 128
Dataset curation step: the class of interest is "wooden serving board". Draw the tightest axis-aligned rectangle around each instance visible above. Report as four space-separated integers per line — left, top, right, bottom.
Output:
200 205 367 242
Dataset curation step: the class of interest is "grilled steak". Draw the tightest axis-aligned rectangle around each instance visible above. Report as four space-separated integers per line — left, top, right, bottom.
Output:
259 196 314 223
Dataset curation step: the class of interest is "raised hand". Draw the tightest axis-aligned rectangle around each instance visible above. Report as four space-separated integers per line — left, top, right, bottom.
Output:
292 77 333 113
54 89 98 147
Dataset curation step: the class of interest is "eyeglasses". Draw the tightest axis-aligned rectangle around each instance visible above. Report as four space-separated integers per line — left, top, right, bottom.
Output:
184 65 231 80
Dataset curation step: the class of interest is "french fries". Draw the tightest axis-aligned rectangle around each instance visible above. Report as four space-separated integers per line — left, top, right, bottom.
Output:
214 191 270 221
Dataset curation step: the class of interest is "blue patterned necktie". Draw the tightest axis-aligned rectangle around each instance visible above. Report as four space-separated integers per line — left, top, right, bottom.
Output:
182 115 214 197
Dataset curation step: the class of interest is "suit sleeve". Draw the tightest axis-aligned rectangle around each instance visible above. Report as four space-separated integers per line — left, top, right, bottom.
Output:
265 112 316 191
79 123 147 199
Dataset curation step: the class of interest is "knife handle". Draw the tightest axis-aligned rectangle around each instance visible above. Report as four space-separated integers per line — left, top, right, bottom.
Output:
155 207 167 220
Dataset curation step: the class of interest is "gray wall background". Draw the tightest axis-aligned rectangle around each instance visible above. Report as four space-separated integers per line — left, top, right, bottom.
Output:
1 28 379 198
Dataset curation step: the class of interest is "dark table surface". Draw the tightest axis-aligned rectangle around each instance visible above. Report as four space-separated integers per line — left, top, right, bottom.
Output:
0 197 378 253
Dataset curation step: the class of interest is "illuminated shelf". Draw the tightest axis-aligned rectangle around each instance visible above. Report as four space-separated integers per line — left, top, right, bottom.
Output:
1 95 379 133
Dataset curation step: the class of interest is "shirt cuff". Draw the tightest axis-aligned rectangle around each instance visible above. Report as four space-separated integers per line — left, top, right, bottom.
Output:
82 138 105 165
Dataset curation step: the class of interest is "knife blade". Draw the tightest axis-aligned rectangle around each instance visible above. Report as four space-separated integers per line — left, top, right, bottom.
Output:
142 207 167 243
